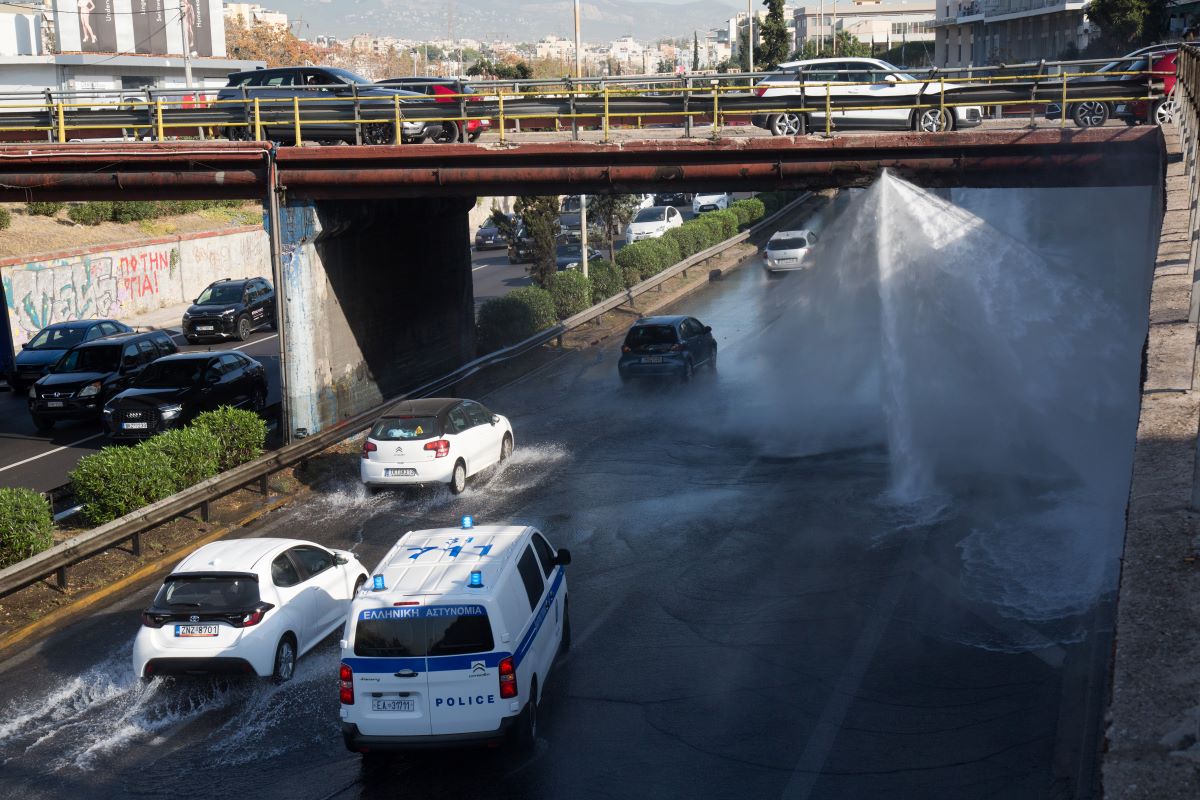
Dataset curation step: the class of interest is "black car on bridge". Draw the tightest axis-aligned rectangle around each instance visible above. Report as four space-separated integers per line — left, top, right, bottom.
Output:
217 66 444 145
28 330 177 431
103 351 267 440
182 277 275 343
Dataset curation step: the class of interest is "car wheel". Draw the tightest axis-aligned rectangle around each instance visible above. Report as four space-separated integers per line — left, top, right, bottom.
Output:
769 112 806 136
500 433 513 462
235 315 252 342
516 679 538 750
450 460 467 494
468 128 483 142
1154 98 1180 126
32 414 53 432
914 107 953 133
432 121 461 144
1072 101 1109 128
362 122 396 145
272 634 297 684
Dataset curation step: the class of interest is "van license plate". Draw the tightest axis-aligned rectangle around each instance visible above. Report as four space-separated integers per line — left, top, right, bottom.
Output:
122 422 149 430
643 356 663 364
385 468 417 477
175 624 219 637
196 325 214 332
371 698 415 712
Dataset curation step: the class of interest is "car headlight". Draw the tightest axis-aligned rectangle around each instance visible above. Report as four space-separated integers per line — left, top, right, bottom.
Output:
565 261 579 270
27 386 36 399
159 403 184 421
182 311 191 320
77 381 102 398
102 405 113 416
220 308 237 317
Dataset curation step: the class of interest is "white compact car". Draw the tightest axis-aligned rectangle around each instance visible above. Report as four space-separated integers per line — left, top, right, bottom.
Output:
752 57 984 134
339 520 571 753
692 193 731 214
360 397 514 494
133 538 369 683
763 229 819 271
625 205 684 244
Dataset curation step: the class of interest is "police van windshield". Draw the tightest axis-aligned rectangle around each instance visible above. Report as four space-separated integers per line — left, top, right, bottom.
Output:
370 416 439 441
354 606 495 657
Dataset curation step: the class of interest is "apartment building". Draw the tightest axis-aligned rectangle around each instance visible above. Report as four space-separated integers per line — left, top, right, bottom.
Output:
931 0 1090 67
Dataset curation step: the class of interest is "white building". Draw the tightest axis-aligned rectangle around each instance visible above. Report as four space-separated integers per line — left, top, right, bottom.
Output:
223 3 289 29
930 0 1091 67
609 35 645 66
535 35 573 63
793 1 935 53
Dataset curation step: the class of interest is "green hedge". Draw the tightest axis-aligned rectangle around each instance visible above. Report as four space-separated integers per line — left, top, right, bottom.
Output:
691 214 727 248
731 198 766 227
192 407 267 472
664 225 707 259
26 201 65 217
71 446 179 526
142 426 220 487
0 206 9 231
111 201 160 223
546 270 592 320
709 209 740 239
588 259 625 304
477 286 557 352
0 487 53 569
67 201 114 226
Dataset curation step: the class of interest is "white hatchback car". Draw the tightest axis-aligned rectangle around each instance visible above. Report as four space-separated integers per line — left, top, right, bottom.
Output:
693 193 731 214
625 205 683 244
763 229 819 272
361 397 514 494
752 57 984 134
133 538 368 683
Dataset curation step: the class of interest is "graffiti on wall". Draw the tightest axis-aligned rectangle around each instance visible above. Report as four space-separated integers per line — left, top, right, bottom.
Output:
118 248 172 300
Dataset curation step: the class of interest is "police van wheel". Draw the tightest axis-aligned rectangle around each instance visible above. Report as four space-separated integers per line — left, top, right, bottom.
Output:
272 634 297 684
450 460 467 494
516 680 538 750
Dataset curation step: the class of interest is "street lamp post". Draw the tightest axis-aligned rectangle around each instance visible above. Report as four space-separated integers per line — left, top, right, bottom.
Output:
747 0 754 72
574 0 588 279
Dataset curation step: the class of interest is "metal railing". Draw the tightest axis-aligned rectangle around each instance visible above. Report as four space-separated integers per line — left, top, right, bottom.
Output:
0 192 813 599
0 55 1169 146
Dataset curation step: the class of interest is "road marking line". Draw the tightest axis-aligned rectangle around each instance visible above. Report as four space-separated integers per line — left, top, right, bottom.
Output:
472 261 504 272
0 432 105 474
233 333 278 351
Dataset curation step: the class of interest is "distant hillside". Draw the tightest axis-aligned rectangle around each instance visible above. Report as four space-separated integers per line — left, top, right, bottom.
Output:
270 0 741 42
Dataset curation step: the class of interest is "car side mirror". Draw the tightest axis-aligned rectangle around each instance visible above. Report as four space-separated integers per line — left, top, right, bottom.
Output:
20 342 28 350
491 414 499 425
884 74 898 84
703 325 712 333
334 553 348 566
554 548 572 567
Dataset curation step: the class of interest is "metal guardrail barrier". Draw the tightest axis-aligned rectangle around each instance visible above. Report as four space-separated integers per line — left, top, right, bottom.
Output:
0 192 813 599
0 55 1169 145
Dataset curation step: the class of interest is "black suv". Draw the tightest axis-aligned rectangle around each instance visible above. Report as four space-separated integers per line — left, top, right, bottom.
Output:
183 277 275 343
104 351 268 441
216 66 442 144
28 330 178 431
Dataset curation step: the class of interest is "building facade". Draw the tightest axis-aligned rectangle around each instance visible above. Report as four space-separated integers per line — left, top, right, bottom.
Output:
931 0 1091 67
793 1 935 53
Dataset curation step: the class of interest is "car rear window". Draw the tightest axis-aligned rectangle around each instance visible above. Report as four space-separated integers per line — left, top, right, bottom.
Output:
354 605 495 657
624 325 678 346
154 574 260 611
768 237 808 250
370 416 439 441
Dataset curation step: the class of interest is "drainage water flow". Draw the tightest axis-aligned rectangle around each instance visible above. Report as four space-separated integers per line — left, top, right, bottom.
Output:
749 172 1154 628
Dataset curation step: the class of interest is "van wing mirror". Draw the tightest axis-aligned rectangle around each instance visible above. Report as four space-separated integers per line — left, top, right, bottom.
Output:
554 548 572 567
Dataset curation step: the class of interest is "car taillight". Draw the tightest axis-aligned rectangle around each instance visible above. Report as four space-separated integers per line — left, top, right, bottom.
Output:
755 86 768 97
424 439 450 458
498 656 517 699
621 345 631 353
670 343 683 351
362 440 377 460
140 611 167 628
230 602 274 628
339 662 354 705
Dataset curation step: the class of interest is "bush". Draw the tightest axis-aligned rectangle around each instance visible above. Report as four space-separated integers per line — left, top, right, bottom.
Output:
653 235 682 267
26 201 65 217
192 407 267 472
616 240 665 286
67 201 114 226
141 426 220 488
71 446 179 526
0 487 53 569
588 259 625 303
664 226 704 260
692 215 727 248
731 198 766 226
710 209 740 239
111 200 159 223
156 200 206 215
477 286 557 352
0 206 9 230
546 270 592 319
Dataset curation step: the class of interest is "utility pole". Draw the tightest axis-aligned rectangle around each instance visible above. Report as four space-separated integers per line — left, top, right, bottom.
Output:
746 0 753 72
818 0 823 55
574 0 588 279
179 1 193 89
832 0 838 56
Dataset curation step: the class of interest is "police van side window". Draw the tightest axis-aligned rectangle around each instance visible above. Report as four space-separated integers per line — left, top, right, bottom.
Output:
516 547 545 613
530 532 555 579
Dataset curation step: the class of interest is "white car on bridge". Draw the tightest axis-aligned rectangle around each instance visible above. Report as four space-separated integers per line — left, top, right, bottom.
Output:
625 205 684 244
751 57 984 135
133 538 369 683
360 397 514 494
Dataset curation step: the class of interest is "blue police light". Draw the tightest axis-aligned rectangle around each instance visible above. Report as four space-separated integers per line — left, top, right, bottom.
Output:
372 575 385 591
469 570 484 588
462 515 474 529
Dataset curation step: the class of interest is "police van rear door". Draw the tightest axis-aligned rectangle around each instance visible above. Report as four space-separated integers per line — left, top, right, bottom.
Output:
348 606 432 737
424 604 506 736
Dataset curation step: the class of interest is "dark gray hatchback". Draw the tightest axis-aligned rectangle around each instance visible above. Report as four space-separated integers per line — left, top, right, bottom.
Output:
618 315 717 382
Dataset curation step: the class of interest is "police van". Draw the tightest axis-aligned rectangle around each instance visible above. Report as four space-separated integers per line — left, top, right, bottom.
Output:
338 519 571 753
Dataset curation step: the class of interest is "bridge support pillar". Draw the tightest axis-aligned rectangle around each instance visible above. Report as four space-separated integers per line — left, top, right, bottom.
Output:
271 196 476 438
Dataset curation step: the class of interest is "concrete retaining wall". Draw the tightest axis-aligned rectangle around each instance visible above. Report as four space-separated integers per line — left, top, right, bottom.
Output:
0 226 270 349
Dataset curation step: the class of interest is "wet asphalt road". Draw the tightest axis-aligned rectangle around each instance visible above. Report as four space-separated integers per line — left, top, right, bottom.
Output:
0 190 1118 799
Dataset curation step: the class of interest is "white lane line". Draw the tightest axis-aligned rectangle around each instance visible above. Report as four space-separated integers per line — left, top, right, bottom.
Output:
233 334 278 351
0 432 105 474
472 261 504 272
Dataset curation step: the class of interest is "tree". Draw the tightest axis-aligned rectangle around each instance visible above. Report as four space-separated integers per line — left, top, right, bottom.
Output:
588 194 641 263
789 32 871 62
467 58 533 80
737 27 752 71
225 19 319 67
1086 0 1170 51
759 0 791 70
656 57 675 74
490 205 519 244
515 195 561 288
693 31 701 71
